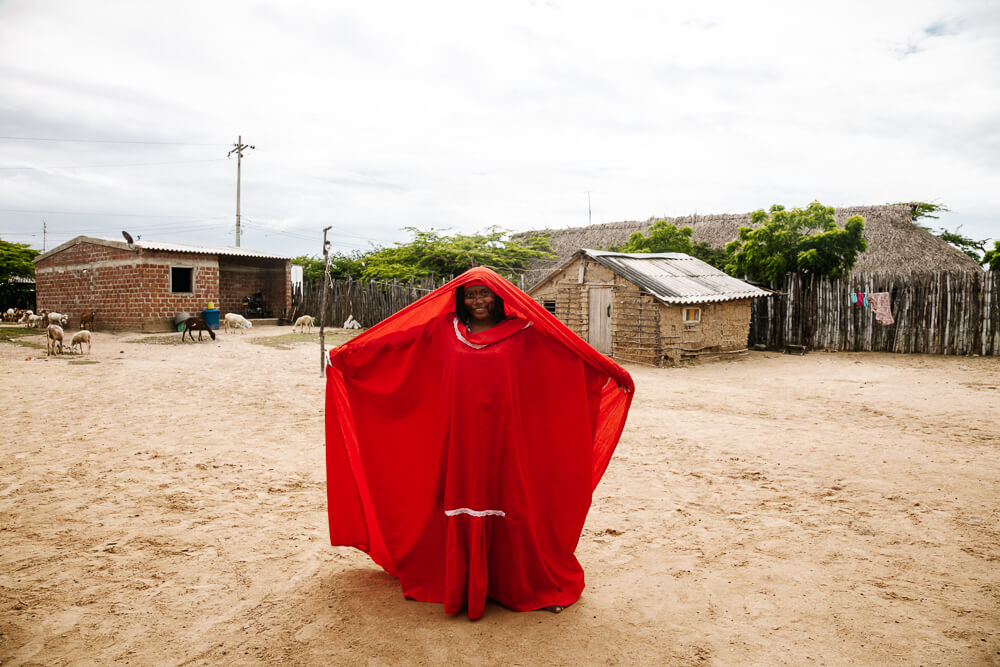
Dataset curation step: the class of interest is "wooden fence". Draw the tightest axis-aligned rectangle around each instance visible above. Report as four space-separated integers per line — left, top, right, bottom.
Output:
293 273 529 329
750 271 999 355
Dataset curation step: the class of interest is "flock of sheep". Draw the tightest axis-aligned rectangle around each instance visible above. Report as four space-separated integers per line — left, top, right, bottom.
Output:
3 308 92 356
2 308 348 356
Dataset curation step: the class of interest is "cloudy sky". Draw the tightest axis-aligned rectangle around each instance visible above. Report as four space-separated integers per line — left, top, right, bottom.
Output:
1 0 997 258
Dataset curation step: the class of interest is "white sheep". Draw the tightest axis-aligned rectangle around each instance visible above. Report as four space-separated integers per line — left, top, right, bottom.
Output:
46 324 64 355
223 312 253 334
343 315 363 329
293 315 315 333
70 330 92 354
47 312 69 327
27 314 44 328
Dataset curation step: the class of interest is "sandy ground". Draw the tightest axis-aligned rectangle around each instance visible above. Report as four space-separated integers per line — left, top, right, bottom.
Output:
1 323 998 666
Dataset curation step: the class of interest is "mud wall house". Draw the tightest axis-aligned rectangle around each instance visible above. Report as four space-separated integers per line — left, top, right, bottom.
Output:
33 236 292 331
529 249 771 366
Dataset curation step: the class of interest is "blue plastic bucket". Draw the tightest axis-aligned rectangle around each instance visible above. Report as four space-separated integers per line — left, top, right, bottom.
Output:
201 308 220 330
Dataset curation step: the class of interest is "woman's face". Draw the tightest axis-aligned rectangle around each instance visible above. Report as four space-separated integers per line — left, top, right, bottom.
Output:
463 285 496 322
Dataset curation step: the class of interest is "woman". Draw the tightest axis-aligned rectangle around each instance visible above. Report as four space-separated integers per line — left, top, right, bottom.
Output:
325 267 633 619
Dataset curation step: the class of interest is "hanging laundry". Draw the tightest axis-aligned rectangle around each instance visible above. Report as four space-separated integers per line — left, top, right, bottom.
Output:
863 293 869 308
869 292 894 325
850 293 858 305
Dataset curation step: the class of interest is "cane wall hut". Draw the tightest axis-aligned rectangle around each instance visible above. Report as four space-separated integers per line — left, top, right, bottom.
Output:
529 249 771 366
33 236 291 331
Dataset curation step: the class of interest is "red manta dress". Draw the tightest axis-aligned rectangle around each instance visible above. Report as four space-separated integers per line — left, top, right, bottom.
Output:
325 268 633 619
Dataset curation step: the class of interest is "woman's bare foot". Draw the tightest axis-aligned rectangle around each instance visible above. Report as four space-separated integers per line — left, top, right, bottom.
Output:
541 605 565 613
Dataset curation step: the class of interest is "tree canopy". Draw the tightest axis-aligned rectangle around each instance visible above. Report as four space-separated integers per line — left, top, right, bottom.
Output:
292 251 365 283
292 227 553 284
606 220 730 270
901 201 950 228
0 239 39 285
983 241 1000 271
934 227 990 264
725 202 867 283
897 200 991 264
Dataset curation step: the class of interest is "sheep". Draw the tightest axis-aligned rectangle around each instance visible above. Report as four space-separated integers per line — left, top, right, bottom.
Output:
293 315 315 334
79 310 96 331
223 312 253 334
71 330 92 354
180 316 216 342
343 315 363 329
47 311 69 328
46 324 64 355
27 314 44 328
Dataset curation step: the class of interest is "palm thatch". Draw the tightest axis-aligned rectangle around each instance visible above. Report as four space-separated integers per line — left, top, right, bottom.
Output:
515 204 981 285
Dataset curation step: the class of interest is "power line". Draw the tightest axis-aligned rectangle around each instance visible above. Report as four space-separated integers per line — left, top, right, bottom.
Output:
0 135 229 146
0 207 226 219
0 158 229 171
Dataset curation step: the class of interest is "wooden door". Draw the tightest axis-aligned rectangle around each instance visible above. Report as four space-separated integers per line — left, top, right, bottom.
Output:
588 287 612 354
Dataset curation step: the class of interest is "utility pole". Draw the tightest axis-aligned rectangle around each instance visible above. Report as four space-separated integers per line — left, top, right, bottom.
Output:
319 226 332 376
587 191 592 225
228 136 254 247
42 220 46 251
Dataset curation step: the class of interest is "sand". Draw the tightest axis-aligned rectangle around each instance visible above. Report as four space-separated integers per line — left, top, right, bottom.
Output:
1 324 998 665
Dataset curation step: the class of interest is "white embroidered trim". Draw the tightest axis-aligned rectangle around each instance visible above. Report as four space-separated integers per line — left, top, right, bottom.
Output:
453 317 487 349
453 316 534 349
445 508 506 518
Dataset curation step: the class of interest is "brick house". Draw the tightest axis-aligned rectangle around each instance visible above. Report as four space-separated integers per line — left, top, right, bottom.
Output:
528 249 771 366
33 236 292 331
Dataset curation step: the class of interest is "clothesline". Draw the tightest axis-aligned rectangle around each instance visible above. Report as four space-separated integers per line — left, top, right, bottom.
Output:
851 290 894 325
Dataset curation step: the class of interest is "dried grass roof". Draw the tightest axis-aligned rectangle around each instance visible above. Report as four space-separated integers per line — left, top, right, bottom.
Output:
515 204 981 285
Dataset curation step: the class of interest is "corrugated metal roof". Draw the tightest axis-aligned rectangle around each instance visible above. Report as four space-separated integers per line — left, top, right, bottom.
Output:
583 249 771 304
99 236 290 260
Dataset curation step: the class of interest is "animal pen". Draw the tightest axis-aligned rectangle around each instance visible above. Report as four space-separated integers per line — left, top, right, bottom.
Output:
751 271 1000 356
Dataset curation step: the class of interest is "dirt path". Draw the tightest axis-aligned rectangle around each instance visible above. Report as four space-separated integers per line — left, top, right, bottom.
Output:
1 325 998 665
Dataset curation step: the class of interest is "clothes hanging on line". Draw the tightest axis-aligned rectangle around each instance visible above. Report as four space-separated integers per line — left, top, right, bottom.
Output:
849 291 893 325
869 292 894 325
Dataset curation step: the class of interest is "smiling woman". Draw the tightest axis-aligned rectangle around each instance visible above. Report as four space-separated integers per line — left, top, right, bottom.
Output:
457 283 505 334
325 267 634 619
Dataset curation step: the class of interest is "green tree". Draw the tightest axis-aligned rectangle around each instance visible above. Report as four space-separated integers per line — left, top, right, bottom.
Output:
900 200 950 229
983 241 1000 271
0 239 39 285
609 220 695 254
690 242 731 270
935 227 989 263
606 220 731 270
292 251 365 283
724 202 867 283
357 227 553 282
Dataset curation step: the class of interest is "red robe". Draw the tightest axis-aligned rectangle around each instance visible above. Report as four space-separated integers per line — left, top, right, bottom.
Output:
325 267 634 619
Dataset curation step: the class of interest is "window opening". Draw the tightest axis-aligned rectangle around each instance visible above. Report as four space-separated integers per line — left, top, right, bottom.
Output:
171 267 193 293
543 299 556 315
682 307 701 324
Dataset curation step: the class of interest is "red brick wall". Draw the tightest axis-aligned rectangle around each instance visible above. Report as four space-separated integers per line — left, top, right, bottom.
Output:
35 242 220 331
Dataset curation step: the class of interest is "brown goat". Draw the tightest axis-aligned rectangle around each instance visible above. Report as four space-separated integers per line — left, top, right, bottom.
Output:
80 310 96 330
46 324 64 355
181 316 216 342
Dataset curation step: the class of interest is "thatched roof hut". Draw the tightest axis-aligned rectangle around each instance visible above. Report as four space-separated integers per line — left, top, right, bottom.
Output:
515 204 981 287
